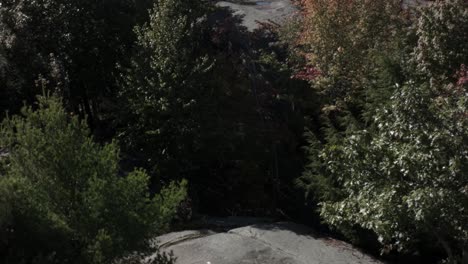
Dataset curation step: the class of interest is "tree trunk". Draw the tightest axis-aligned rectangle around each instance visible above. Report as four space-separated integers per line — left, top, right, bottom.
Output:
82 91 94 131
434 230 455 264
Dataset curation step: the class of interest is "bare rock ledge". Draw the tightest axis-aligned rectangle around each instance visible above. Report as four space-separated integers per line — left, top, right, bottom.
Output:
153 222 384 264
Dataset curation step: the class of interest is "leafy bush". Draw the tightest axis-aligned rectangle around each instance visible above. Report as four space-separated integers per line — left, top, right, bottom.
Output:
314 78 468 262
413 0 468 81
0 94 186 264
299 1 468 262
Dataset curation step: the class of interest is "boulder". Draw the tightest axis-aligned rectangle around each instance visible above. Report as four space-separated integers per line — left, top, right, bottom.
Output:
154 222 384 264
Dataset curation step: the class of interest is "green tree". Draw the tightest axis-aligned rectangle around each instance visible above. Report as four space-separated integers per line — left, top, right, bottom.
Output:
293 0 412 193
299 1 468 262
118 0 213 177
0 94 186 263
311 78 468 263
296 0 413 206
295 0 407 109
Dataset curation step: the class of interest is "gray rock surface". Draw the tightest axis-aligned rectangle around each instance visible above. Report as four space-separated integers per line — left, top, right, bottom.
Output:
216 0 297 31
154 222 384 264
215 0 429 32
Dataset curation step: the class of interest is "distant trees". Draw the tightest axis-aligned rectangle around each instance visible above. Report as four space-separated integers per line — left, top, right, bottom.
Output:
0 94 186 263
0 0 144 123
297 0 468 262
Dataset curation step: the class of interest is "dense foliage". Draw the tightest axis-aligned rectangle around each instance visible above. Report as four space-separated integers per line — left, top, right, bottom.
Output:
118 0 213 177
0 0 304 261
1 0 467 262
117 0 312 215
413 0 468 80
295 0 406 107
316 78 468 261
0 0 152 123
298 0 468 262
0 95 186 263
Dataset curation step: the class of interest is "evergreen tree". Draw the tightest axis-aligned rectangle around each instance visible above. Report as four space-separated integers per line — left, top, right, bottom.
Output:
0 94 186 263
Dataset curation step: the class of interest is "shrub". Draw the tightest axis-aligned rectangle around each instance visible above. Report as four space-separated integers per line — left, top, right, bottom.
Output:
316 77 468 263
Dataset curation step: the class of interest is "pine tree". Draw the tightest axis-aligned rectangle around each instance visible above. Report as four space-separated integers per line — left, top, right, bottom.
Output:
0 94 186 263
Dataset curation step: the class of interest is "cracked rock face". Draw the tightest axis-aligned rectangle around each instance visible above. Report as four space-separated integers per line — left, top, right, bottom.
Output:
216 0 297 31
154 223 384 264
